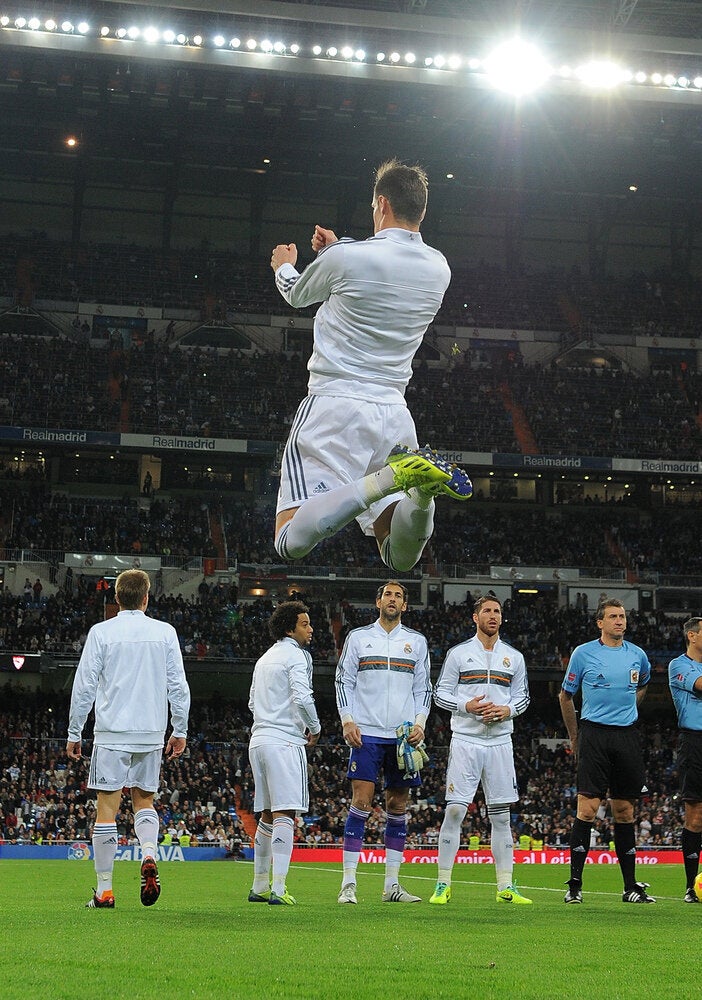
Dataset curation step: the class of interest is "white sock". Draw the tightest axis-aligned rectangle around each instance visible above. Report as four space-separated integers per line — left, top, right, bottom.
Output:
134 807 159 860
271 816 295 895
384 850 403 891
437 803 467 884
381 494 435 571
274 465 402 561
489 807 514 891
252 820 273 893
92 822 118 895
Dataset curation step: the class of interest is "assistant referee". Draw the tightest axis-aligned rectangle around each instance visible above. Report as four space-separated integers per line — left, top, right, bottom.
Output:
668 616 702 903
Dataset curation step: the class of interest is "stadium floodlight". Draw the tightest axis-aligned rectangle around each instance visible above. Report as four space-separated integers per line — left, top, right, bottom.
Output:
15 17 27 28
447 55 462 70
389 51 400 63
433 55 445 68
312 44 322 55
341 46 353 59
663 73 676 86
61 20 73 32
290 43 300 54
273 41 285 53
127 26 140 39
28 17 40 29
246 38 256 49
162 29 175 42
192 34 202 46
678 76 689 88
483 39 551 95
176 33 186 44
376 51 386 62
213 34 225 46
327 46 337 57
260 39 273 52
694 76 702 89
116 27 126 38
99 25 110 36
576 60 628 88
77 21 89 34
143 27 159 44
0 16 10 26
425 57 433 66
355 49 365 61
634 70 647 83
650 72 663 84
229 36 241 48
45 18 56 30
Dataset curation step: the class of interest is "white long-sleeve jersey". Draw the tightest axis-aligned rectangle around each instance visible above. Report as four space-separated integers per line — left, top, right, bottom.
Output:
248 637 321 747
274 229 451 403
67 609 190 749
335 619 432 738
434 635 530 747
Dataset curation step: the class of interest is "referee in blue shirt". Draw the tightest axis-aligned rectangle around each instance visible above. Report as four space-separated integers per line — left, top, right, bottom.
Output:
559 598 654 904
668 616 702 903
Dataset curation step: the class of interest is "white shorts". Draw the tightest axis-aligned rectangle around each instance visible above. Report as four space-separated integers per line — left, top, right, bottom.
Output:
249 742 310 813
444 739 518 807
277 394 418 535
88 746 162 793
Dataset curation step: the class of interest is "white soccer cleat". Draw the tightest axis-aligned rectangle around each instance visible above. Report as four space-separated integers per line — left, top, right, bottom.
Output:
382 882 421 903
337 883 358 904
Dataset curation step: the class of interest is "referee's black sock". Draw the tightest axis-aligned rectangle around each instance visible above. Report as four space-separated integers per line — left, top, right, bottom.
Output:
682 827 702 889
614 821 637 890
568 817 592 882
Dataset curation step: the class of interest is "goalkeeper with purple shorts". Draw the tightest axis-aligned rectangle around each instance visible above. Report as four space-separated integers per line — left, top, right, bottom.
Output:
335 580 431 904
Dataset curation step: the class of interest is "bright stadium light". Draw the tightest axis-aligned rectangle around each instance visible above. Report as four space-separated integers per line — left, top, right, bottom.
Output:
341 46 353 59
290 43 300 54
312 45 322 56
355 49 365 61
576 60 628 88
77 21 89 34
213 34 225 46
483 39 551 94
28 17 40 29
143 27 159 44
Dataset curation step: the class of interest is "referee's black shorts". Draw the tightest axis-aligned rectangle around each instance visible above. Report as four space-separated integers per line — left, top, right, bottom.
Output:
577 720 646 800
678 729 702 802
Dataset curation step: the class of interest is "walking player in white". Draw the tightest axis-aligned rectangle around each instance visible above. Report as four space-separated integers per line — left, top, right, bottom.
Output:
430 596 531 905
270 158 472 573
66 569 190 909
336 581 431 903
247 601 321 906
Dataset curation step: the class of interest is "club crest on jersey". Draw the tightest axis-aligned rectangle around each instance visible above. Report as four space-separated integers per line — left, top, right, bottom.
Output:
503 657 511 669
350 761 357 773
404 643 412 654
630 669 639 685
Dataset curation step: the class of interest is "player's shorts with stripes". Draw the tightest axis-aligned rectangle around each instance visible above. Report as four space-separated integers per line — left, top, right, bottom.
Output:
677 728 702 802
88 745 163 793
576 720 646 799
250 742 310 813
444 737 518 806
276 393 418 536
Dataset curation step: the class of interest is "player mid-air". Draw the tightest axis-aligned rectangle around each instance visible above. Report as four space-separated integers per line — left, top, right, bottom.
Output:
270 158 472 573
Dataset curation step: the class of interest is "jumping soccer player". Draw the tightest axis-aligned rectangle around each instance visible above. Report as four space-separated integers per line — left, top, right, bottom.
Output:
270 158 472 573
67 569 190 909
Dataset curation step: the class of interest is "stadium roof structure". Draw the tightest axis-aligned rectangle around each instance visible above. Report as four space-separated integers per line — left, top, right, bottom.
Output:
3 0 702 241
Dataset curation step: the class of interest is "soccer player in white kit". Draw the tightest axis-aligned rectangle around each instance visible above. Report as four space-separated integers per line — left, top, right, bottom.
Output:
247 601 321 906
270 158 472 573
66 569 190 909
430 596 532 905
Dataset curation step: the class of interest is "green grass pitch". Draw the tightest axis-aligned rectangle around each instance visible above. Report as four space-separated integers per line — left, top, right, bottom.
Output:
1 860 697 999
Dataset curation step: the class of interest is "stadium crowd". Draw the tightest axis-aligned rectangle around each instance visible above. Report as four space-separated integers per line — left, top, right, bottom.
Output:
0 689 684 853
